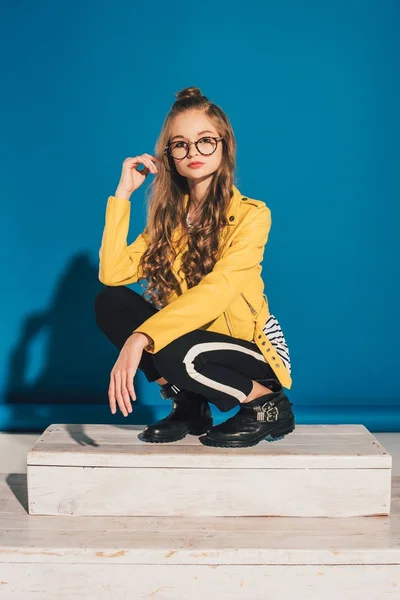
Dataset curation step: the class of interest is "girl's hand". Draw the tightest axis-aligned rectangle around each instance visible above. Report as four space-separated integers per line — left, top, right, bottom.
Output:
108 335 144 416
115 154 158 198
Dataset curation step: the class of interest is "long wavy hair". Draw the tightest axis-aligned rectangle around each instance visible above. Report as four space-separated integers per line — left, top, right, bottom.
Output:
137 86 237 309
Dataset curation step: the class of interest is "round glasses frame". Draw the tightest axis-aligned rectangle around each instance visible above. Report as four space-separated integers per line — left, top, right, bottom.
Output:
164 136 224 160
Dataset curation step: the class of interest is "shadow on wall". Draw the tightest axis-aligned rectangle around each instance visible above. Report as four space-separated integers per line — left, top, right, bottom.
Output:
3 253 161 431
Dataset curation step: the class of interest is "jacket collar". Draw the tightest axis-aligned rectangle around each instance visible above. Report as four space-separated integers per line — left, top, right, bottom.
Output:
182 183 242 227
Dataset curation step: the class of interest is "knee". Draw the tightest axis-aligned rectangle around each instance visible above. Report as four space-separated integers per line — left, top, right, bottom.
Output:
94 285 127 321
152 336 193 378
152 341 180 374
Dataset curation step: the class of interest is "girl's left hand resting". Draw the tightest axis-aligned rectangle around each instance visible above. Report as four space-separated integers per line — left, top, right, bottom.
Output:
108 333 151 416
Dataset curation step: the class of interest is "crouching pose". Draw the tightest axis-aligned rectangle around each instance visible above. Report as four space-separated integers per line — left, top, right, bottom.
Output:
95 86 294 448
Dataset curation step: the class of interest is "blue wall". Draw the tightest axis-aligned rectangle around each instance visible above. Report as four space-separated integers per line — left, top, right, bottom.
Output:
1 0 398 431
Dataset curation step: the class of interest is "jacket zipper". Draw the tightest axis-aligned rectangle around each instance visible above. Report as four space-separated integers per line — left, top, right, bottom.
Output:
240 292 258 317
224 293 262 336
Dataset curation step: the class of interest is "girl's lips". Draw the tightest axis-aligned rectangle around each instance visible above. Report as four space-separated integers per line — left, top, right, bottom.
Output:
188 162 204 168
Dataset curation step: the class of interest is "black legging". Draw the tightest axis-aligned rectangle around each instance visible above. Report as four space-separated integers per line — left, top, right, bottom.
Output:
94 285 279 412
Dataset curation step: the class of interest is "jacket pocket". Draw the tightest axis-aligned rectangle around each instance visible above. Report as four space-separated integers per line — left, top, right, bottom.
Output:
235 291 267 341
223 294 254 340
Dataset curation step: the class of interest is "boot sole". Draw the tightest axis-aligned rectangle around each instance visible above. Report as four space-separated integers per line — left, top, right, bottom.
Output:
139 420 213 443
198 423 295 448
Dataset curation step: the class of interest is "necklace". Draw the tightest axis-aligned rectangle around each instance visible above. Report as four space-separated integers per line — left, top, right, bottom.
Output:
186 201 201 231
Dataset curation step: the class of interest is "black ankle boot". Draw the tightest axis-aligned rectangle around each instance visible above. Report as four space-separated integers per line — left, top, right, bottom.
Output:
198 377 295 448
139 383 213 443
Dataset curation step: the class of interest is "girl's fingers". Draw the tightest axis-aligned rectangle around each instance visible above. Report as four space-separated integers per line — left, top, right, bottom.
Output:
144 153 158 166
121 370 133 413
108 375 116 414
142 156 157 174
142 154 158 173
126 368 137 403
114 371 128 417
128 154 158 174
136 157 153 174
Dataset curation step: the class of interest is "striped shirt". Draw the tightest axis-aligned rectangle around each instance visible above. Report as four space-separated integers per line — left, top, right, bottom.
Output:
251 313 292 375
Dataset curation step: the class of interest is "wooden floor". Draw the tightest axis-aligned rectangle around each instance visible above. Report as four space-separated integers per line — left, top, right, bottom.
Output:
0 430 400 598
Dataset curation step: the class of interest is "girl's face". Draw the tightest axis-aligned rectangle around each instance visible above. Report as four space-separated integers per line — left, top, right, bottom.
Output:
168 110 223 181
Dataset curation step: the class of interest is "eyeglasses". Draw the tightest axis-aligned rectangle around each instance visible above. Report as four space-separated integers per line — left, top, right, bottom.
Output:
164 136 223 160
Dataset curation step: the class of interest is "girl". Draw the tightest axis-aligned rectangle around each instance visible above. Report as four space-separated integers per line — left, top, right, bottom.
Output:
95 86 294 448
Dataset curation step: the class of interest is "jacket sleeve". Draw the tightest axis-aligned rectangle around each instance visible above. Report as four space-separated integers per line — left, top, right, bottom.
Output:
98 196 149 286
133 205 271 353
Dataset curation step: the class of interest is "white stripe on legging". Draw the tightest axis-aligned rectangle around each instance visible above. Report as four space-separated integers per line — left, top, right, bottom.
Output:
182 341 268 403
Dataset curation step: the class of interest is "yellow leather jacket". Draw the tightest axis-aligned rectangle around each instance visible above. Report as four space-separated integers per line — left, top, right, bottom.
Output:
98 184 292 389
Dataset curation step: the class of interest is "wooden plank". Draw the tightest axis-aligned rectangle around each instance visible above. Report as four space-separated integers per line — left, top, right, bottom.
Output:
0 564 399 600
0 475 399 569
2 527 400 564
27 465 391 517
26 424 392 470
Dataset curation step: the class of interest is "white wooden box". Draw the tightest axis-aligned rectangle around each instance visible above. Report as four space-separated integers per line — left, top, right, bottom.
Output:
26 424 392 518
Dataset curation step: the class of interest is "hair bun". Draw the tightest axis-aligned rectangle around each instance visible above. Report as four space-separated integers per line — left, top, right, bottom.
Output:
175 86 204 101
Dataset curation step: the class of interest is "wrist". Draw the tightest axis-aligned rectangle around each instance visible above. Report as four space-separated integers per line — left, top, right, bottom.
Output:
114 187 132 201
130 332 153 350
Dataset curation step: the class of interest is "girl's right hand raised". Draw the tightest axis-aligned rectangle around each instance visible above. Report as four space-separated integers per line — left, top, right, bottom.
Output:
115 154 158 199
